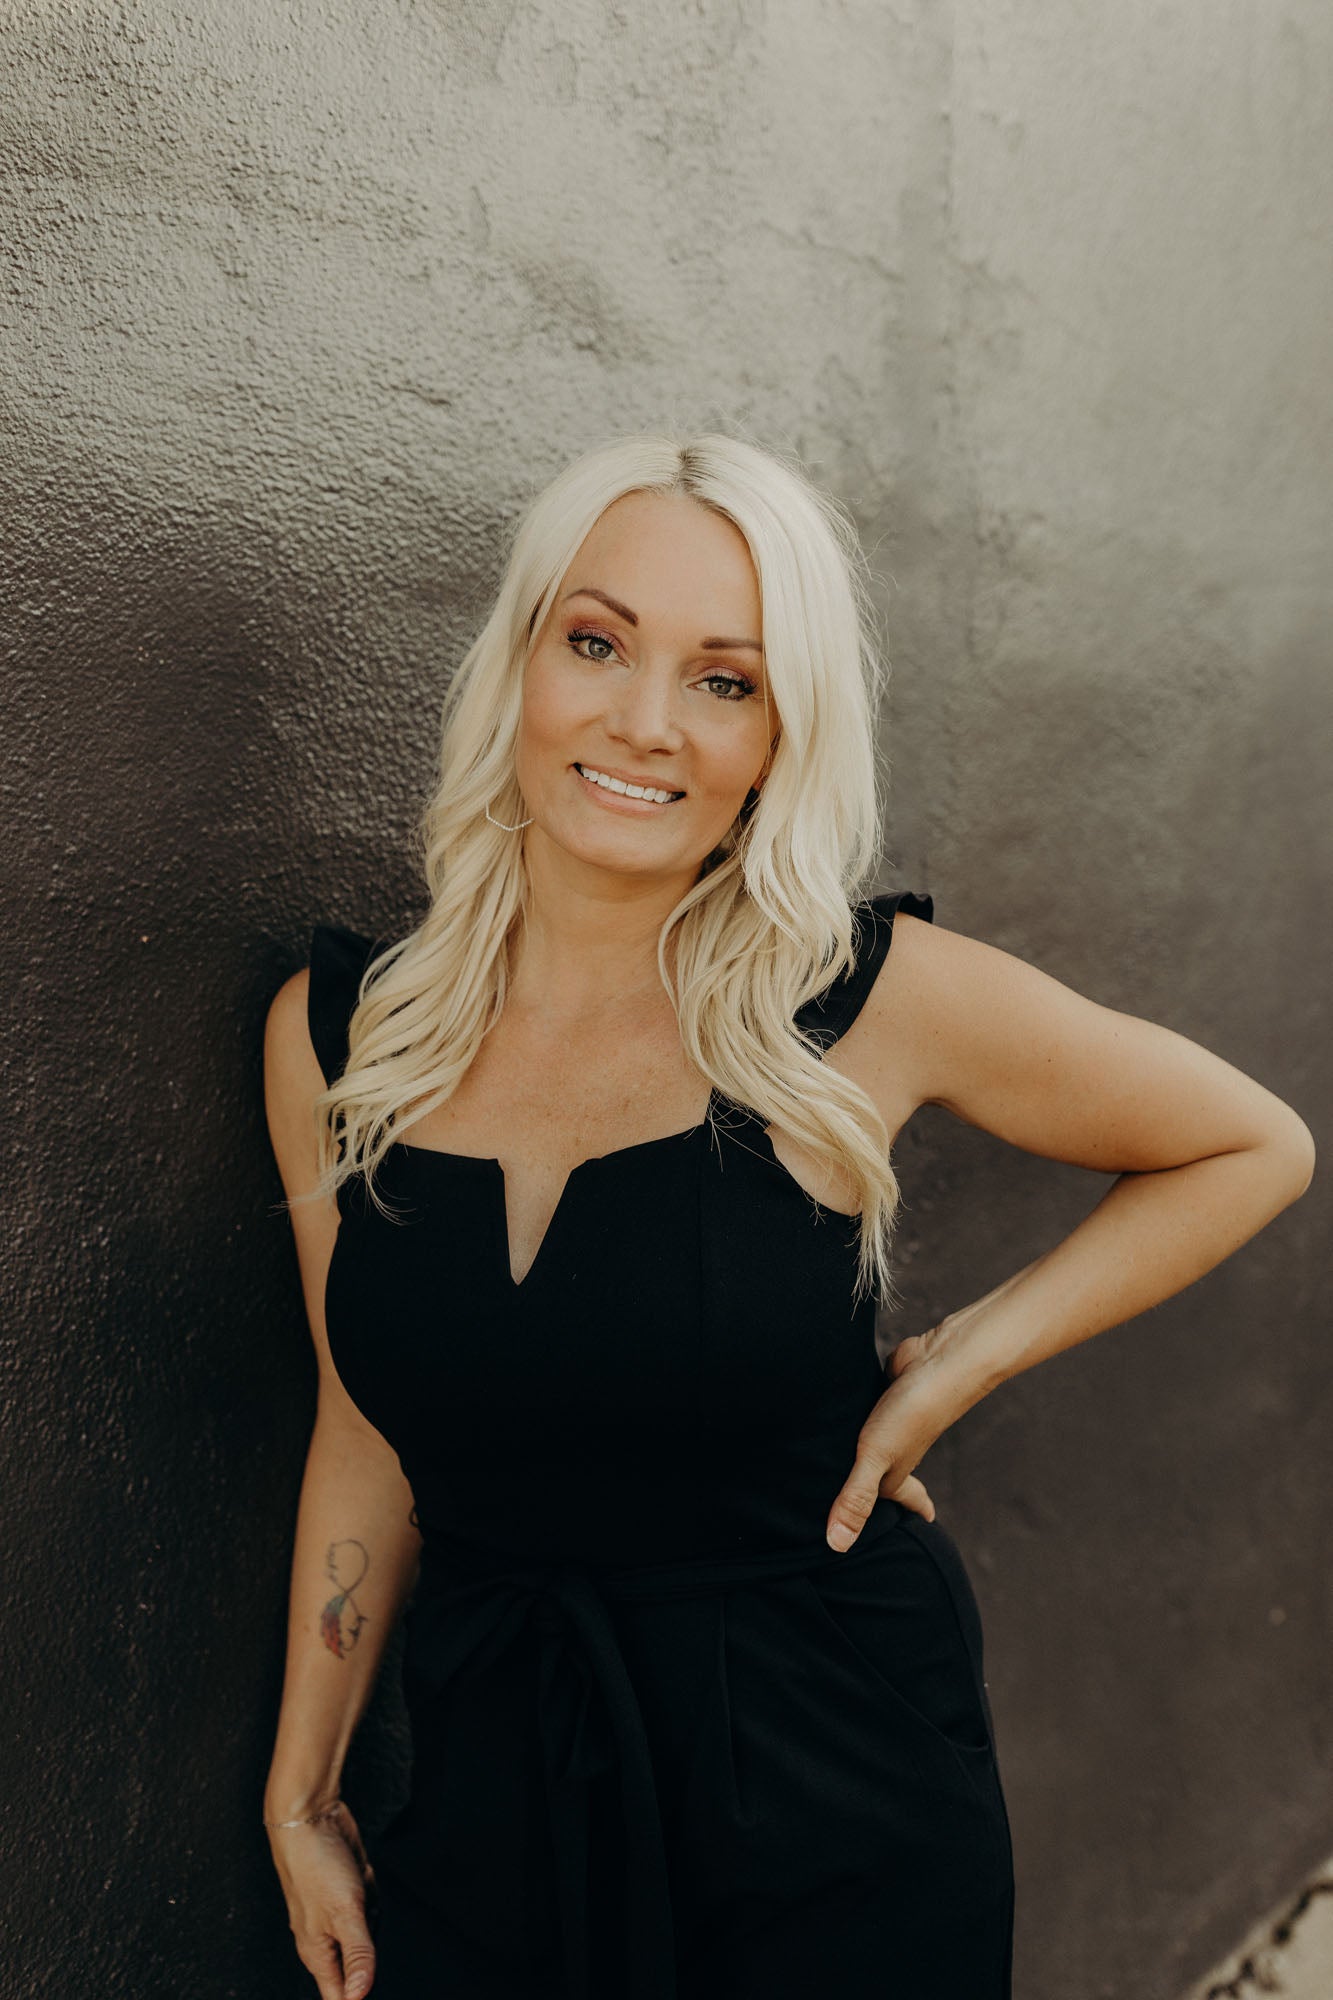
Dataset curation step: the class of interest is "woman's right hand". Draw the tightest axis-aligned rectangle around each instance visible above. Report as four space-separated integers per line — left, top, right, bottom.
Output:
266 1800 378 2000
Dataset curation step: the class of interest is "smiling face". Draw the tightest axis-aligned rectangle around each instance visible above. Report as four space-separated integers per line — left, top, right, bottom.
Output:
515 489 775 884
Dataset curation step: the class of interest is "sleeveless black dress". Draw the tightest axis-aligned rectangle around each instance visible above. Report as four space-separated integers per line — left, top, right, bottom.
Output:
308 890 1014 2000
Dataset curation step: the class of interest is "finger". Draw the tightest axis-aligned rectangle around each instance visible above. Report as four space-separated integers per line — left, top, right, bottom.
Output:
301 1907 375 2000
889 1332 927 1376
326 1902 376 2000
297 1934 351 2000
826 1455 887 1552
341 1936 376 2000
884 1470 935 1521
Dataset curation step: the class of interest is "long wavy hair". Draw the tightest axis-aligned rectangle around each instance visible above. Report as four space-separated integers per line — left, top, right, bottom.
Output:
313 427 907 1308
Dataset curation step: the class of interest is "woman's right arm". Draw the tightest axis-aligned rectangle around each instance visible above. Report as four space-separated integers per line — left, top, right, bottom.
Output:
261 967 423 2000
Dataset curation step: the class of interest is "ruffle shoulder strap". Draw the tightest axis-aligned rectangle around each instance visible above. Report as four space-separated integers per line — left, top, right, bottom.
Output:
307 923 380 1088
793 889 935 1049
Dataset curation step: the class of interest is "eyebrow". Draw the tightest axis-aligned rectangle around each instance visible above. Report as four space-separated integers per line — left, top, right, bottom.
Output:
561 586 764 654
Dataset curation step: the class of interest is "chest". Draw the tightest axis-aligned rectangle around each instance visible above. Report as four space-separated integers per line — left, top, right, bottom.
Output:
400 1040 878 1285
326 1109 891 1564
328 1111 880 1469
406 1047 713 1284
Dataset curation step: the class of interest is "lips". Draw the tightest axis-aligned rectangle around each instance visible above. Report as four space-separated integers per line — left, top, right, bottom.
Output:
573 762 686 804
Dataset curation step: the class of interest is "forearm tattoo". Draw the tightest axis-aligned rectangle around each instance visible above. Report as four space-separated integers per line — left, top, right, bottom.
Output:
319 1538 370 1659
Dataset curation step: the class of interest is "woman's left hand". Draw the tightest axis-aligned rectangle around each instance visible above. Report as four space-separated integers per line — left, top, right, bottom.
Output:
825 1324 971 1549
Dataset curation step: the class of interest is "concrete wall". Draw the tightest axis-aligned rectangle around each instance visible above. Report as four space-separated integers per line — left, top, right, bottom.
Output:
2 3 1328 1995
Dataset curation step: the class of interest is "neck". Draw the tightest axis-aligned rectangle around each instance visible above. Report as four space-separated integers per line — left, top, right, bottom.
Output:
507 842 695 1023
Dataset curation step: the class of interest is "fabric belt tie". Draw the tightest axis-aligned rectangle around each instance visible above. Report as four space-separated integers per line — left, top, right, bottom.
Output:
403 1501 907 2000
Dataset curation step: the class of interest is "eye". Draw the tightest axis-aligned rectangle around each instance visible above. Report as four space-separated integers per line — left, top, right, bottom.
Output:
566 626 756 702
566 625 619 663
699 672 757 702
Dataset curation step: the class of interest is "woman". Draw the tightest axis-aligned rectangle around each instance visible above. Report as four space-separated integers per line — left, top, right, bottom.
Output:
261 430 1314 2000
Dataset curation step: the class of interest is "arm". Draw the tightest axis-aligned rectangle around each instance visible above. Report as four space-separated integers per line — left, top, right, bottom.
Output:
826 914 1316 1550
263 966 422 1818
262 968 422 1999
263 1405 421 1822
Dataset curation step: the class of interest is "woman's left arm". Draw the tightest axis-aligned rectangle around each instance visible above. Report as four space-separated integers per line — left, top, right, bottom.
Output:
826 914 1317 1550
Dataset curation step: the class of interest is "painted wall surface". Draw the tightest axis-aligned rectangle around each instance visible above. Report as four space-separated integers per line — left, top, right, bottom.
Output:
2 4 1328 1996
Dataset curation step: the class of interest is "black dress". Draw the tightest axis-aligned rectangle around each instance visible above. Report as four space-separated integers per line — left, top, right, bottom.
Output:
308 890 1014 2000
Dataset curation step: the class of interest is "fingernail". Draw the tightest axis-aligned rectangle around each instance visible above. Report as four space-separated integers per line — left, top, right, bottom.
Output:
827 1522 855 1552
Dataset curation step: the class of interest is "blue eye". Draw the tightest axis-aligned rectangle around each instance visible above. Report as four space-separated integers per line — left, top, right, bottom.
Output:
700 673 757 701
566 626 618 662
565 627 756 701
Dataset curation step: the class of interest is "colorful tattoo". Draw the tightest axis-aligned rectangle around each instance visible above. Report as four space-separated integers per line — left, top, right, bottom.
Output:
319 1539 369 1658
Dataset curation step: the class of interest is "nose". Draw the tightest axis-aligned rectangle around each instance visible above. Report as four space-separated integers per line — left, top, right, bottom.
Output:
604 661 684 753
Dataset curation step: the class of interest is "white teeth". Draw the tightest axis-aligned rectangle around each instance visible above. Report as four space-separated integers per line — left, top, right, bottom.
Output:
577 764 682 805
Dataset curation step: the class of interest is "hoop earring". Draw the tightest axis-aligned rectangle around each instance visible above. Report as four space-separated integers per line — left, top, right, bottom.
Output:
485 801 534 831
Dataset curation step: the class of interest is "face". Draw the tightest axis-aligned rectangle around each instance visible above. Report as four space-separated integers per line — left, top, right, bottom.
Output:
515 490 775 883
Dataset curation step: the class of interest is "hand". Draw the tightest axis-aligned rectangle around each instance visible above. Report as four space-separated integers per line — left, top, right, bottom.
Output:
266 1799 378 2000
825 1325 969 1551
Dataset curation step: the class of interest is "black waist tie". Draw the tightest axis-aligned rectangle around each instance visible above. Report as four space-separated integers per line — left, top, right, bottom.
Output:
401 1501 909 2000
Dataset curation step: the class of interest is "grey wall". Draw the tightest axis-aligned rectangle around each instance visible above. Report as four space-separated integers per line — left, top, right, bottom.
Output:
2 3 1328 1996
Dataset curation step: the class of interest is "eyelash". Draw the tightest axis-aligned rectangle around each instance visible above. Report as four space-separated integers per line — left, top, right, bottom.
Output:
564 626 757 702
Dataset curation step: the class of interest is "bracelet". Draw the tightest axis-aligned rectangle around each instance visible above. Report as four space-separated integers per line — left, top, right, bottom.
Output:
263 1799 345 1829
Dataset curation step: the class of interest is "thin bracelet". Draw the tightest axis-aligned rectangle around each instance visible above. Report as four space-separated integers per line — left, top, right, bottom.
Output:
263 1800 345 1829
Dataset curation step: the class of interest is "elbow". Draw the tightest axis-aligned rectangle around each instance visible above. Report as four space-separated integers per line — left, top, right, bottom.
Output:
1266 1112 1317 1202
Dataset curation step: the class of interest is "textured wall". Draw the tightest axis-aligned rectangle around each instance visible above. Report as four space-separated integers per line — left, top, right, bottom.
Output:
2 3 1328 1996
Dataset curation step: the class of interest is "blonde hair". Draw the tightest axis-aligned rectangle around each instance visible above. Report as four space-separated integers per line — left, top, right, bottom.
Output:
314 427 907 1308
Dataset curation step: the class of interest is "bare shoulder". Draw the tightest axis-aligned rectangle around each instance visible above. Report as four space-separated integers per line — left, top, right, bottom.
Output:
263 965 326 1196
853 911 1314 1177
262 962 381 1421
826 909 945 1136
858 911 1092 1113
265 963 312 1058
861 909 1055 1062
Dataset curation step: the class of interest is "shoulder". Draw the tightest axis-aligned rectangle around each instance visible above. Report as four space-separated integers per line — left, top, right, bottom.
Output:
815 896 943 1121
853 905 1069 1117
265 961 310 1041
856 905 1314 1174
795 889 935 1048
862 906 1096 1064
264 922 373 1085
303 922 380 1087
264 959 324 1095
263 964 325 1194
846 890 939 1043
263 922 377 1180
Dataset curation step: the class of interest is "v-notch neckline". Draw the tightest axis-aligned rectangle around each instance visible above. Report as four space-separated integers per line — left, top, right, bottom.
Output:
392 1085 739 1291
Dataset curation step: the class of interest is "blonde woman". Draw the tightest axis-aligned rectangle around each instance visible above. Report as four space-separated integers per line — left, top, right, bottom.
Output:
261 431 1314 2000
